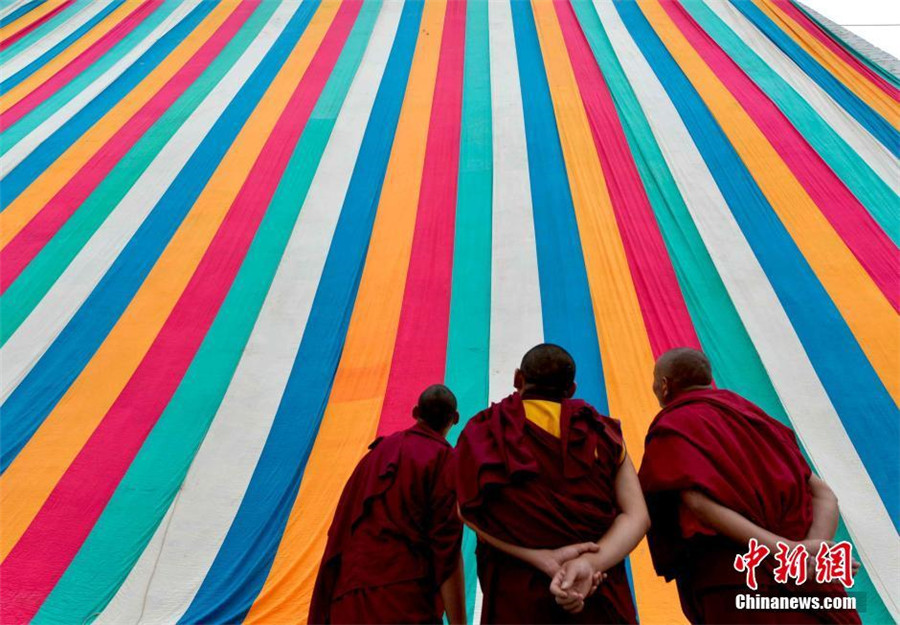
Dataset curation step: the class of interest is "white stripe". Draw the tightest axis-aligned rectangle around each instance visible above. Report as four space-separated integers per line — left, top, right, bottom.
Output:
476 0 544 621
595 1 900 618
0 0 199 177
0 0 34 22
0 0 297 403
702 0 899 194
488 0 542 400
95 3 401 623
1 0 116 78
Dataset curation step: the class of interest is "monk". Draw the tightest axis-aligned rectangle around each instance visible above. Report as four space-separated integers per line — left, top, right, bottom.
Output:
309 384 466 624
454 344 647 623
639 348 861 624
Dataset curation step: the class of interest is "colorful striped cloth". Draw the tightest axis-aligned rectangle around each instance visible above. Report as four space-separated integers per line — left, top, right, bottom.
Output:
0 0 897 623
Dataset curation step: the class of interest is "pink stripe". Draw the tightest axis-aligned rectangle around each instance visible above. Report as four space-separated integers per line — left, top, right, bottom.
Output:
665 1 899 311
376 0 466 436
0 5 361 621
554 0 700 356
0 0 75 50
2 0 161 129
772 0 900 104
0 0 256 294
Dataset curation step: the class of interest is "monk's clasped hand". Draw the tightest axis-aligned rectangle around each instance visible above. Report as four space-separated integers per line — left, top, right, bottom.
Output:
549 555 605 614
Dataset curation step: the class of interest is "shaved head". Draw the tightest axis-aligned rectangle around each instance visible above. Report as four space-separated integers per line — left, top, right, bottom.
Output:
517 343 576 399
415 384 458 432
653 348 712 406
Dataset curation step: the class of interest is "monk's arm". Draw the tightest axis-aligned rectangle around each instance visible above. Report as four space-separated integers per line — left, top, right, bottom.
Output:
550 455 649 612
457 506 598 578
805 474 839 541
440 554 466 625
582 454 650 572
681 489 785 552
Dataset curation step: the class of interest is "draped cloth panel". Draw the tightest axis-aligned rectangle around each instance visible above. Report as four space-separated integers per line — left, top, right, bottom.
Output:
0 0 897 623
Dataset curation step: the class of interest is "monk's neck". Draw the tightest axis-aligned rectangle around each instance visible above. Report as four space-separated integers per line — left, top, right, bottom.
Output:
666 385 714 405
519 390 566 402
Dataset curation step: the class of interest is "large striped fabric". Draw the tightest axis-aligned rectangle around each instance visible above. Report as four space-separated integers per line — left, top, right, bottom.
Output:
0 0 897 623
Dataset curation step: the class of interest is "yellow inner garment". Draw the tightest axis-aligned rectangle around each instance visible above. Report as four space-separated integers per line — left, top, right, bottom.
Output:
523 399 563 438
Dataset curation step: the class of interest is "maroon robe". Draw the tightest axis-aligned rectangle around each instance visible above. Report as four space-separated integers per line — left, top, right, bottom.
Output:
454 393 637 624
639 388 860 625
309 421 463 624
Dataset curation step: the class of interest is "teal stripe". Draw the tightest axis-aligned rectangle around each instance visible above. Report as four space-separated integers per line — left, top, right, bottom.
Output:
790 0 900 90
1 0 182 154
0 0 89 62
682 0 900 245
444 0 491 620
32 3 382 623
0 0 254 343
571 2 890 621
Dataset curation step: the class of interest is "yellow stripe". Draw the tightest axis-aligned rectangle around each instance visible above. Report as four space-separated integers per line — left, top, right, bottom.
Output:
638 0 900 405
0 0 342 562
0 0 236 249
243 3 447 623
0 0 70 41
530 3 685 623
0 0 145 113
753 0 899 129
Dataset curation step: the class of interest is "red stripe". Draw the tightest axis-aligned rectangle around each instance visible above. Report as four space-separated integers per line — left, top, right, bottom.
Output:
0 4 361 621
772 0 900 103
376 0 466 436
2 0 162 128
0 0 256 294
0 0 75 50
554 0 700 356
663 0 899 311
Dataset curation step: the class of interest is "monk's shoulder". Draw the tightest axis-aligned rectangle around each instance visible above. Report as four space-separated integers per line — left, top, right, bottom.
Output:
653 398 720 431
402 427 453 470
568 399 627 461
571 399 622 434
457 404 496 440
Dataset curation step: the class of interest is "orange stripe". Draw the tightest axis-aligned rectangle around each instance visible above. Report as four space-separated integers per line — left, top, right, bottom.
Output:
639 0 899 405
243 2 448 623
0 0 233 248
530 2 684 622
752 0 899 128
1 0 145 113
0 0 69 41
0 0 341 562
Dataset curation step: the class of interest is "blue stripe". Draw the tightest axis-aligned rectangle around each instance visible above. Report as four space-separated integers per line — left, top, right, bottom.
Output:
0 0 43 27
729 0 899 158
616 0 899 526
179 3 425 622
0 0 319 472
681 0 899 246
0 0 182 152
0 0 127 93
1 0 83 56
508 0 607 413
0 0 215 209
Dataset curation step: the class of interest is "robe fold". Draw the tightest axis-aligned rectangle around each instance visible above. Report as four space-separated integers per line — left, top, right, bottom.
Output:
454 393 637 624
309 421 462 624
639 388 860 625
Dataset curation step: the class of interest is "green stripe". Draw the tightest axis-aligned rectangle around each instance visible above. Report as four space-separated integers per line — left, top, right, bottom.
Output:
33 4 382 623
0 0 262 344
1 0 183 155
791 0 900 90
682 0 899 245
571 2 890 621
444 0 491 619
0 0 90 62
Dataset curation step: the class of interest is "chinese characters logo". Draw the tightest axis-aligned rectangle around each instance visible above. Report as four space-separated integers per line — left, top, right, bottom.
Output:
734 540 855 590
